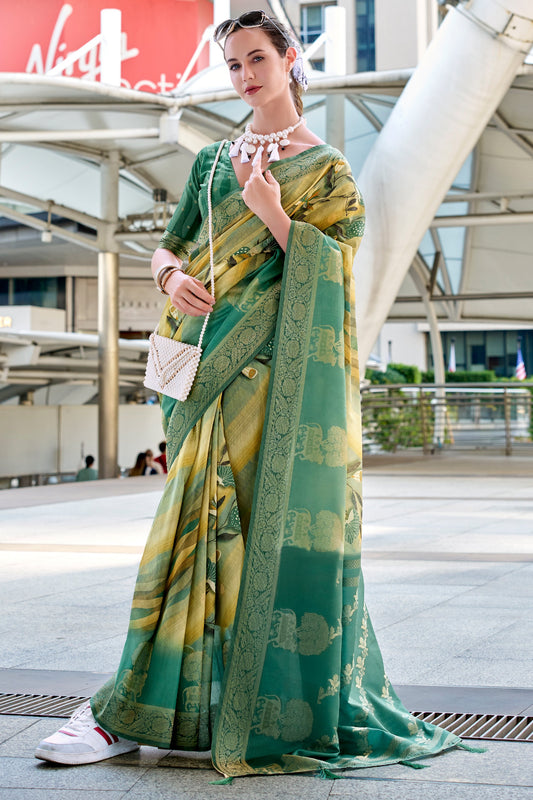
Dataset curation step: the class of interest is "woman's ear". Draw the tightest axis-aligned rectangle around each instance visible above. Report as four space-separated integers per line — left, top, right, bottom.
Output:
285 45 298 73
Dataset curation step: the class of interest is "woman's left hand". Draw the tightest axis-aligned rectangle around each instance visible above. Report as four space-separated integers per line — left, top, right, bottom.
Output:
241 157 281 220
241 157 291 251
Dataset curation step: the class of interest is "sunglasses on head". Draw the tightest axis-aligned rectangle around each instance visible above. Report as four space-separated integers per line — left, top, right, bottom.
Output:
213 11 291 48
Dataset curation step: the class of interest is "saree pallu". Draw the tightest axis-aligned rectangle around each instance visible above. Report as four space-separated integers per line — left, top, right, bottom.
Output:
91 143 461 776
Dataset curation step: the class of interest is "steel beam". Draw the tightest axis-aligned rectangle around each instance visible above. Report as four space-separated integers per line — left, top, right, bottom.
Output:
431 211 533 227
396 291 533 302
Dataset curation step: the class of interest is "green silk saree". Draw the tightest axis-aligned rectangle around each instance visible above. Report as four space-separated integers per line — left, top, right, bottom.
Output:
91 142 461 776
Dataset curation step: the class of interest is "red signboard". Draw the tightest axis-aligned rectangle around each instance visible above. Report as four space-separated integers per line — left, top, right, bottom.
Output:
0 0 213 93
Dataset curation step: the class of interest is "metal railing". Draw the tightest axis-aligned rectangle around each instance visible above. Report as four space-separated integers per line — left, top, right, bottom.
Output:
361 383 532 455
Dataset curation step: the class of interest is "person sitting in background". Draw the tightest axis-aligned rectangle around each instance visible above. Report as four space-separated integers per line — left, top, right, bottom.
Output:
128 452 147 477
154 441 167 473
145 449 164 475
76 455 97 481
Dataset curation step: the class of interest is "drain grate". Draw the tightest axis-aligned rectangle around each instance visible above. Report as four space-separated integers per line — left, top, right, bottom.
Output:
0 692 88 718
414 711 533 742
0 693 532 742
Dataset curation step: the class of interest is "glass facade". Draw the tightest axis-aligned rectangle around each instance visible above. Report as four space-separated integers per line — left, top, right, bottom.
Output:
0 277 66 309
300 4 329 44
300 1 376 72
356 0 375 71
429 330 533 379
300 3 333 71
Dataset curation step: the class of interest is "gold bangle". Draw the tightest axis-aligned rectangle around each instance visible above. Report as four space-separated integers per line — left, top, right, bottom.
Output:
154 265 176 294
160 267 178 293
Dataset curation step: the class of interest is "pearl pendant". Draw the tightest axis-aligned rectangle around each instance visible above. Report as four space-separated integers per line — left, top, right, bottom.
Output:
267 143 280 162
252 145 264 167
229 117 306 160
229 138 242 158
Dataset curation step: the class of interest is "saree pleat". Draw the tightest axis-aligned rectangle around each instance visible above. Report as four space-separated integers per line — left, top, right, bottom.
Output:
92 142 461 774
92 397 246 750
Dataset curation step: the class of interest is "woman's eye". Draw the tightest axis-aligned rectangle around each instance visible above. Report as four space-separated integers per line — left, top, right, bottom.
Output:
229 63 240 71
253 56 264 62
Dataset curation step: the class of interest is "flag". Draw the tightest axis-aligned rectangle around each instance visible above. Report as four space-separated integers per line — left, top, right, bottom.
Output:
448 339 456 373
515 344 526 380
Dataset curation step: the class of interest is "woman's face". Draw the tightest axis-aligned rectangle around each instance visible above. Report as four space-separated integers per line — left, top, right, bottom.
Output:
224 27 295 109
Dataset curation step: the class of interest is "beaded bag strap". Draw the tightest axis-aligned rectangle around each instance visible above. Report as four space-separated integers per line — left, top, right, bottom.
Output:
196 139 228 351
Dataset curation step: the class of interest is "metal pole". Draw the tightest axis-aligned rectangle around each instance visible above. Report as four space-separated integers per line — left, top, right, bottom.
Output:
98 150 120 479
419 387 428 455
504 388 512 456
410 259 446 448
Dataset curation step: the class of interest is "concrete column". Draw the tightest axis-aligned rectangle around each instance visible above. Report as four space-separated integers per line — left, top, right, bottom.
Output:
325 6 346 153
100 9 122 86
209 0 230 66
65 275 74 332
98 150 120 479
338 0 356 74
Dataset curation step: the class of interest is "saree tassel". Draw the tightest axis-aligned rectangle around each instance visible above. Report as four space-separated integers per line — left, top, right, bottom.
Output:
457 743 487 753
399 760 430 770
240 146 250 163
209 775 234 785
317 766 345 780
252 145 264 168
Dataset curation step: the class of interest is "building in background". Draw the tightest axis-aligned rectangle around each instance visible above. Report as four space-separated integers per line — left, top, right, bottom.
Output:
1 0 532 392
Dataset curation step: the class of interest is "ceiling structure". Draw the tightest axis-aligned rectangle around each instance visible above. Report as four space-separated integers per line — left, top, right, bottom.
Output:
391 70 533 327
0 58 532 395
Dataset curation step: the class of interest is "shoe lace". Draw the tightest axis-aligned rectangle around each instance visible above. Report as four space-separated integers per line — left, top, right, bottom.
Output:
64 701 95 734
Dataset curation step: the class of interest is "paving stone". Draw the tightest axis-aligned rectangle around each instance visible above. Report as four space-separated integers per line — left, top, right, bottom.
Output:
327 742 532 788
0 718 55 758
0 756 145 791
0 455 531 798
329 778 533 799
417 656 533 687
0 717 37 746
124 766 334 800
0 791 127 800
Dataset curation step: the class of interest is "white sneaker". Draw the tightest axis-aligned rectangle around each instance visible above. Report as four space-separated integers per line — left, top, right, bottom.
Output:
35 700 140 765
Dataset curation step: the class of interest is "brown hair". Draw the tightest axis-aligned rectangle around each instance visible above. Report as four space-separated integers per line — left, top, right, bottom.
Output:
225 16 303 116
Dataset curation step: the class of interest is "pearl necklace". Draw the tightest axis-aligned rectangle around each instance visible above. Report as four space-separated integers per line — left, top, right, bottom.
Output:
229 117 306 166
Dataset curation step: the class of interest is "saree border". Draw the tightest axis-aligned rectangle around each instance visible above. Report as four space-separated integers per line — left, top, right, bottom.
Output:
212 220 321 776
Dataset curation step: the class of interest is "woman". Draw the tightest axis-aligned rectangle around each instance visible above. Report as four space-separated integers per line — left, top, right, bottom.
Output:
128 452 147 477
36 12 468 777
145 449 165 475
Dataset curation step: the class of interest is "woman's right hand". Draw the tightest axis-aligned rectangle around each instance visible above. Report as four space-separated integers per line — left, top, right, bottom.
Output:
164 269 215 317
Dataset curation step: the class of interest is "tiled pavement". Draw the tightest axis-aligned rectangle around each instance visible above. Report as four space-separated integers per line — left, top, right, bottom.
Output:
0 451 531 799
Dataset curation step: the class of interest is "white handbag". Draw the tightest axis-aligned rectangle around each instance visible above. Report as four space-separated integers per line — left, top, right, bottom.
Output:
144 139 227 401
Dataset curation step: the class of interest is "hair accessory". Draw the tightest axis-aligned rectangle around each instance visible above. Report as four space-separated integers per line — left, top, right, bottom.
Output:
214 10 291 47
290 41 309 91
230 117 306 165
144 140 227 402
